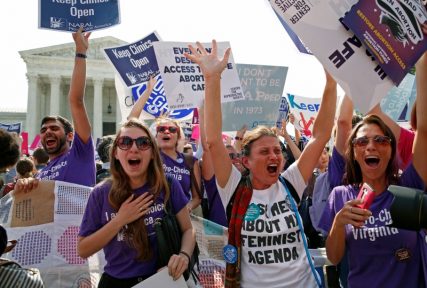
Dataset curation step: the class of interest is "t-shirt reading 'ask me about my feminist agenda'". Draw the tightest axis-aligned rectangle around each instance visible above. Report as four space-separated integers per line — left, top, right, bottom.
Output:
217 163 318 288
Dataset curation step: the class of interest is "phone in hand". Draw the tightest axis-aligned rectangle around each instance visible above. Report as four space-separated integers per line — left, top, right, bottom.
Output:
356 183 375 210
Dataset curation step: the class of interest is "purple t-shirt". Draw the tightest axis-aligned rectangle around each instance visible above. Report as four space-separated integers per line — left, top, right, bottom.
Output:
327 146 346 190
319 164 425 287
37 134 96 187
78 178 188 279
161 151 195 201
203 176 227 227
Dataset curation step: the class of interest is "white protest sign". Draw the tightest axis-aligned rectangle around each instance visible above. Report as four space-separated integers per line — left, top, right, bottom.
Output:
153 41 244 110
0 181 105 288
132 269 187 288
270 0 395 113
286 93 321 137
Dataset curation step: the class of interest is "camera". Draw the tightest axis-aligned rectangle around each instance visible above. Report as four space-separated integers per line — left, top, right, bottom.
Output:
389 185 427 231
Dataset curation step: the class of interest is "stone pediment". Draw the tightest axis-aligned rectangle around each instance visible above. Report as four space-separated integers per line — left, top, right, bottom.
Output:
19 36 128 60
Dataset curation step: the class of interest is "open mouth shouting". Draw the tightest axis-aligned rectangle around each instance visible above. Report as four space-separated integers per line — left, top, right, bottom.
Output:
267 163 279 174
364 156 380 168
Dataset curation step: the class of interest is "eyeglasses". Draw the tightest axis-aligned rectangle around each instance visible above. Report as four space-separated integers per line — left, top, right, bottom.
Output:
117 136 152 151
156 125 178 134
229 153 240 160
352 135 392 147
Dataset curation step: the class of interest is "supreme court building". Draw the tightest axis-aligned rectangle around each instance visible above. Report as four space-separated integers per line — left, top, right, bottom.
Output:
19 36 127 142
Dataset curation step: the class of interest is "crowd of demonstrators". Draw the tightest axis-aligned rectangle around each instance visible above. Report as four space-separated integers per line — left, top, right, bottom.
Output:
184 40 337 287
78 118 195 288
1 30 427 288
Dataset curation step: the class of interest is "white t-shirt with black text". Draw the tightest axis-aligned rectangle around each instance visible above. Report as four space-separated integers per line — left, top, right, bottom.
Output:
217 163 317 288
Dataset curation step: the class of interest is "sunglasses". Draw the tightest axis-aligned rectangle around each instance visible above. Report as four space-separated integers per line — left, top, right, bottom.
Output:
352 135 392 147
229 153 240 160
156 125 178 134
117 136 152 151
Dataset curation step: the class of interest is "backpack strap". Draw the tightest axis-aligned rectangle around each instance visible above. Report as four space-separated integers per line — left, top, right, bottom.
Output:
183 153 202 198
279 175 300 204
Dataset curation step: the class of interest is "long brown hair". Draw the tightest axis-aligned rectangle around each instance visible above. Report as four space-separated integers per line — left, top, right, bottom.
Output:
344 115 398 186
108 118 170 261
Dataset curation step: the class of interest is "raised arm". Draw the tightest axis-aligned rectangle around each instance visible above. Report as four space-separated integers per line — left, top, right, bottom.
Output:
184 41 232 188
335 94 354 156
295 70 337 183
127 77 156 120
279 119 301 160
233 124 247 153
199 105 215 180
413 50 427 184
69 27 91 143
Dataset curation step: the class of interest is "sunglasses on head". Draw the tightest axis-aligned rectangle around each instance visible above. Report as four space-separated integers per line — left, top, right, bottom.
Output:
229 153 240 160
352 135 392 147
156 125 178 134
117 136 152 151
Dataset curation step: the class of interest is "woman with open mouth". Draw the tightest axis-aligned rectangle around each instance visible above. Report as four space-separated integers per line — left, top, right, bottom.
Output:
318 52 427 287
184 40 337 288
77 119 195 288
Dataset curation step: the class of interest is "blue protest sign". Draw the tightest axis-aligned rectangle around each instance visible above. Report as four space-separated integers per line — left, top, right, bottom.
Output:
0 122 22 134
380 72 416 121
276 97 290 128
104 32 160 87
131 74 193 120
38 0 120 32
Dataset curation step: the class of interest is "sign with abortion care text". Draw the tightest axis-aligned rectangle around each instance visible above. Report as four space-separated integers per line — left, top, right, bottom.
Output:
153 41 243 110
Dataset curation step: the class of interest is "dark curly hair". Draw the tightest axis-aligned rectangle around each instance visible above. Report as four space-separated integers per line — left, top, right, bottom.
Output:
0 129 20 170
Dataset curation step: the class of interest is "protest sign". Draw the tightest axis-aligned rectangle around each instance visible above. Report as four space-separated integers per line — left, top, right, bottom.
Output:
343 0 427 85
273 10 312 54
21 131 29 155
380 71 416 121
153 41 243 110
286 93 321 137
276 97 290 128
270 0 395 113
0 122 22 134
221 64 288 131
39 0 120 32
132 269 186 288
114 74 194 122
0 181 104 287
30 134 41 151
104 32 161 87
190 215 227 288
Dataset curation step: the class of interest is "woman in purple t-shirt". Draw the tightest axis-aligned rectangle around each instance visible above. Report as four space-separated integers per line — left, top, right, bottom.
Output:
320 113 426 287
154 117 203 215
78 119 195 288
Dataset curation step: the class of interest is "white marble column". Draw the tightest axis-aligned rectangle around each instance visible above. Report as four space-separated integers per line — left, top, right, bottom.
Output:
26 73 39 142
93 78 104 139
116 93 122 131
49 75 61 116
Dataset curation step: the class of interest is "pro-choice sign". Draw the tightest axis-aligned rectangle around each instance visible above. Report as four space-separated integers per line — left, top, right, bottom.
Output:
39 0 120 32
